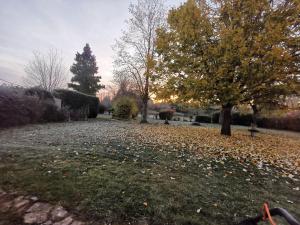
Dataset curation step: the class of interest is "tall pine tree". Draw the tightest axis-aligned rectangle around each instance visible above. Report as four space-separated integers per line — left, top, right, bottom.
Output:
68 44 104 95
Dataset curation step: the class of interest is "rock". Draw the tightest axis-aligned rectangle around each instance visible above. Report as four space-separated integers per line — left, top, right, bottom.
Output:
13 196 24 202
14 196 30 209
24 202 53 224
30 196 39 202
70 221 85 225
17 204 32 214
53 216 73 225
26 202 53 213
24 212 50 224
42 220 53 225
0 200 12 212
0 192 8 201
0 188 6 195
0 189 7 198
51 206 68 222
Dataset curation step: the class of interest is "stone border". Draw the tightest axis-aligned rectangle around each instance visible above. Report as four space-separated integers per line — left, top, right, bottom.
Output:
0 189 85 225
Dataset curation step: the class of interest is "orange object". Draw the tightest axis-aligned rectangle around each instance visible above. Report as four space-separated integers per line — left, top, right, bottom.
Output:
263 203 277 225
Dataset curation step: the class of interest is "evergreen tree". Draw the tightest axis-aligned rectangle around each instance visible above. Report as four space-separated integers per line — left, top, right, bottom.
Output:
68 44 104 95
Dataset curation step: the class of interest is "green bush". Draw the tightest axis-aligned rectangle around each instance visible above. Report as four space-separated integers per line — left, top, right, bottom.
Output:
53 89 99 119
112 96 139 120
195 115 211 123
159 109 174 120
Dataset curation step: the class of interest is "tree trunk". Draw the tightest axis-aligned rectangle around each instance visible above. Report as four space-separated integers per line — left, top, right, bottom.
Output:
140 97 148 123
140 71 149 123
221 104 233 136
251 104 258 127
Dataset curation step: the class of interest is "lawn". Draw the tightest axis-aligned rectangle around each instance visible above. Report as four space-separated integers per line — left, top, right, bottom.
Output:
0 119 299 225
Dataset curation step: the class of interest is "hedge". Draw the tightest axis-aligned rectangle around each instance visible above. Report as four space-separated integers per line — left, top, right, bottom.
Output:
212 111 300 131
257 116 300 132
0 86 67 128
25 87 54 102
231 113 253 126
53 89 99 118
212 112 220 123
159 110 174 120
195 115 211 123
98 103 106 114
40 102 68 123
202 112 252 125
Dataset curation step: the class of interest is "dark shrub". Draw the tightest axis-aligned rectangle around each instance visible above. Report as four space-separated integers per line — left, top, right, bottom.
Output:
195 115 211 123
0 86 42 128
25 87 54 102
212 112 220 123
40 102 67 122
231 113 253 126
159 109 174 120
88 97 99 118
257 115 300 131
68 107 89 121
53 89 99 119
112 96 139 119
98 103 106 114
0 86 68 128
228 111 300 131
108 108 114 115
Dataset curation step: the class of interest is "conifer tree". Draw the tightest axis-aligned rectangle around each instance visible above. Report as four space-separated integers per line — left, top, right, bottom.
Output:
68 44 104 95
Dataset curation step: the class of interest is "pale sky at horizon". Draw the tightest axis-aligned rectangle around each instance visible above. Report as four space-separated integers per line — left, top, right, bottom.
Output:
0 0 183 87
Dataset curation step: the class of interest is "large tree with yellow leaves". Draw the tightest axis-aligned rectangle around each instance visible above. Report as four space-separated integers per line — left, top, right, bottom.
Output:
155 0 300 135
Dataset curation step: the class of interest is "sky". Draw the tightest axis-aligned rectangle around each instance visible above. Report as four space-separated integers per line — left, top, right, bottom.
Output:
0 0 183 87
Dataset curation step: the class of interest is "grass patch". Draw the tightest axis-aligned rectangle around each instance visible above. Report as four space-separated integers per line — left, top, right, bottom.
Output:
0 140 299 225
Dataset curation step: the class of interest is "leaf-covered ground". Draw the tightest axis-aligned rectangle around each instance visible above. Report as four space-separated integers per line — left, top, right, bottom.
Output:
0 119 299 225
133 124 300 174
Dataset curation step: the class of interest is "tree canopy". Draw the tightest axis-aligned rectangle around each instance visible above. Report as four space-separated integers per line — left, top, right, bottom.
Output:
155 0 300 135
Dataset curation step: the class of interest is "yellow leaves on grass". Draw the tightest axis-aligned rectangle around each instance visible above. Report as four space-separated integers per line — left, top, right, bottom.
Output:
133 125 300 172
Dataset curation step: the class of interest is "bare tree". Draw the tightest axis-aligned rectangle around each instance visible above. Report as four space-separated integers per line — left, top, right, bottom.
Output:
24 48 67 92
113 70 138 95
113 0 166 123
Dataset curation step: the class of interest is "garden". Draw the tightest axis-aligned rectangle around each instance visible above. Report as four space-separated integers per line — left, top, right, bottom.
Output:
1 0 300 224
